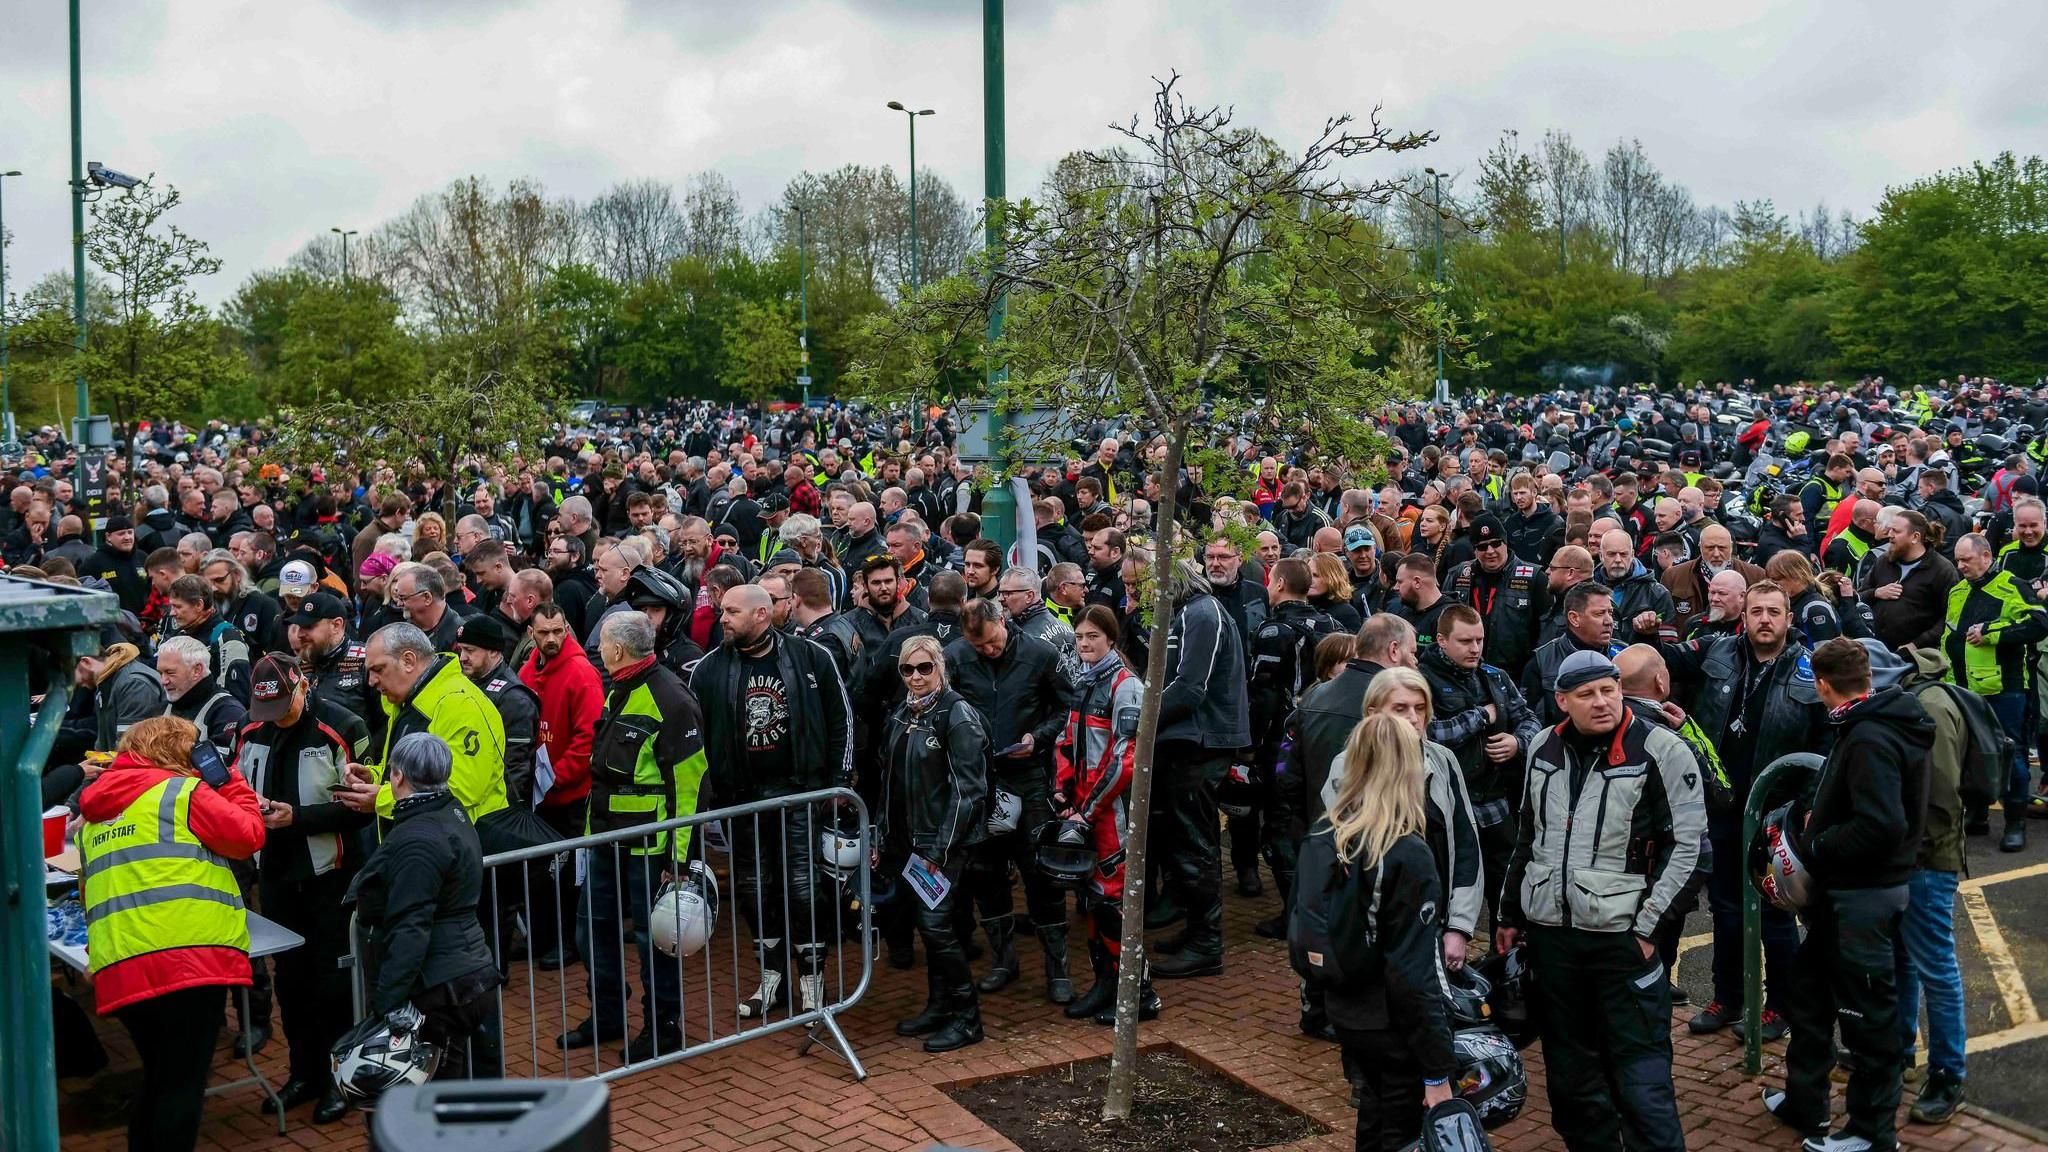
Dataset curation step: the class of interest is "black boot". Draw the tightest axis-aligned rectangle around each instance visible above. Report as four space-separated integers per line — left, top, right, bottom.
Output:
1254 870 1293 939
2003 802 2028 853
1152 896 1223 979
976 915 1019 993
924 990 985 1052
1065 941 1118 1020
896 968 949 1036
1040 924 1074 1004
1143 892 1184 930
1096 972 1161 1026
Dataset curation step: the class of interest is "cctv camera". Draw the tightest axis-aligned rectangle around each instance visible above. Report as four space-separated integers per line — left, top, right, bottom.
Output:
86 162 142 190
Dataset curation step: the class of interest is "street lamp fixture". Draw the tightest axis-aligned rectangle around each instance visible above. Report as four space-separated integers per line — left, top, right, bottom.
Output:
887 99 936 435
1424 168 1447 405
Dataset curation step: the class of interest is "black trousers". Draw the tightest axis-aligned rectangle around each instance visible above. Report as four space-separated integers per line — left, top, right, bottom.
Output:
420 978 503 1082
115 985 225 1152
1525 926 1685 1152
1153 743 1229 951
1782 886 1910 1146
525 800 587 963
262 870 355 1085
913 857 976 1006
228 859 272 1031
1477 819 1515 937
1337 1031 1424 1152
970 763 1065 928
732 806 824 976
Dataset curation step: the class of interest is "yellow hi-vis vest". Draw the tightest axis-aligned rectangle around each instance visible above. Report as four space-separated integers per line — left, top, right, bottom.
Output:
77 776 248 973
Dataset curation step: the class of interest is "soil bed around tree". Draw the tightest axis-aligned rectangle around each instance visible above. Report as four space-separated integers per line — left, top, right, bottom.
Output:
945 1046 1325 1152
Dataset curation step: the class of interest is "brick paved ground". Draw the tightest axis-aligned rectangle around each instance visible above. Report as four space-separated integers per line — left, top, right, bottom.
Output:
55 878 2048 1152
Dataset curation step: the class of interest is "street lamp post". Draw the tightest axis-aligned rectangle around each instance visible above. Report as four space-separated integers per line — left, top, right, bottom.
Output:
69 0 90 429
978 0 1015 555
330 227 357 401
0 170 21 441
887 99 934 437
1426 167 1447 406
795 202 809 408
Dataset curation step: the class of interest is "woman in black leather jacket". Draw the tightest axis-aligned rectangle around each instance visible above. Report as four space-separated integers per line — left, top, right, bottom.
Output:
879 634 991 1053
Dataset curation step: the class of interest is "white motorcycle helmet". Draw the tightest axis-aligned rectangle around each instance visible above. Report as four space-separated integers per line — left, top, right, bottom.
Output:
820 824 864 883
650 860 720 958
987 787 1023 835
331 1004 440 1110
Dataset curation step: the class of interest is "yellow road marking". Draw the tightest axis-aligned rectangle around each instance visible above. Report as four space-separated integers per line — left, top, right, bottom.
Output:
1962 887 2040 1026
1960 860 2048 893
1967 1018 2048 1054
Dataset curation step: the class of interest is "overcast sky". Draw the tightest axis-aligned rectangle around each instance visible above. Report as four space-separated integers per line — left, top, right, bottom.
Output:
3 0 2041 306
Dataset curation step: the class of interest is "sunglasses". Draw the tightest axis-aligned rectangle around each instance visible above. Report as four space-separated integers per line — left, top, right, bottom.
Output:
898 660 937 677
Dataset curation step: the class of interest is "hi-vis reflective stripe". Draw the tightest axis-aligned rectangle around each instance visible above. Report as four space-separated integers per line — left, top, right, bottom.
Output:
86 884 243 924
80 776 192 881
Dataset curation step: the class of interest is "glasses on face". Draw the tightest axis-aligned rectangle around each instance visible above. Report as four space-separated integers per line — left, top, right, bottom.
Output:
899 660 937 677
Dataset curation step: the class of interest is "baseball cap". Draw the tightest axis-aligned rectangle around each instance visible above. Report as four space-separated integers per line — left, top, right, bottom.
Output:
248 654 306 723
1343 526 1375 552
1554 649 1620 693
1468 514 1506 548
289 590 348 629
279 560 318 596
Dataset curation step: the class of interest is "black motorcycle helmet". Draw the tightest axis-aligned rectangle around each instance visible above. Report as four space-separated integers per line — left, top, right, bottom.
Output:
1478 946 1536 1050
1445 964 1493 1029
625 565 691 648
1034 819 1097 890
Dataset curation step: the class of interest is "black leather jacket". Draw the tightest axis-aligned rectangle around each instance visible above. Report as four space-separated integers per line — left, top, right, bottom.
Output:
1280 660 1384 835
346 789 497 1015
691 632 853 803
1419 645 1540 811
1157 592 1251 750
879 689 990 869
1658 634 1830 799
943 627 1074 778
1520 631 1626 728
1445 558 1548 678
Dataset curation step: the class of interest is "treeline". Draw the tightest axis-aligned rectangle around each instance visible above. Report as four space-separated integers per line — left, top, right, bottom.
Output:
1404 135 2048 389
0 163 980 425
1 140 2041 432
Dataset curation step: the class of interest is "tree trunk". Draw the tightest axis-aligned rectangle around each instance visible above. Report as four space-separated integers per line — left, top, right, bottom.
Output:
1102 423 1187 1120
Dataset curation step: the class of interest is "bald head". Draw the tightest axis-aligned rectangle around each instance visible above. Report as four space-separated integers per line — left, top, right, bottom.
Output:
1698 522 1734 567
1616 643 1669 700
1852 499 1880 532
1548 544 1593 593
718 583 774 647
1599 529 1638 580
1707 568 1749 621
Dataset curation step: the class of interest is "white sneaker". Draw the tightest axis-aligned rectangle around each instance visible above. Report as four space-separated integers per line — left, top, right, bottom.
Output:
799 974 825 1013
1802 1131 1893 1152
739 971 783 1019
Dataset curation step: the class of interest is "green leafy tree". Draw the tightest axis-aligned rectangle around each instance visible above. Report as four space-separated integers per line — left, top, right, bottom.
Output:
1667 229 1843 382
537 263 626 399
852 76 1462 1116
276 277 422 405
1833 152 2048 381
720 297 801 405
80 179 232 475
271 360 558 524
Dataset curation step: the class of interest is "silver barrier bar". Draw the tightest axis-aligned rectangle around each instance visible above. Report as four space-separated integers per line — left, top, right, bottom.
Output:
346 787 873 1085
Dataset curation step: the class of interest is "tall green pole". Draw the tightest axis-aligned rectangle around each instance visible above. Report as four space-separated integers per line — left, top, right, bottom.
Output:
1 171 19 440
70 0 90 429
798 202 810 408
908 113 920 438
979 0 1014 555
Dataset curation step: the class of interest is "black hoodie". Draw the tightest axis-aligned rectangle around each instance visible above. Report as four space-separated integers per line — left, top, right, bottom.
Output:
1801 686 1933 890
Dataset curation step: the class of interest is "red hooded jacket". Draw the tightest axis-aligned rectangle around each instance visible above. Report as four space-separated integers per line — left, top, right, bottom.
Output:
520 639 602 809
76 755 266 1015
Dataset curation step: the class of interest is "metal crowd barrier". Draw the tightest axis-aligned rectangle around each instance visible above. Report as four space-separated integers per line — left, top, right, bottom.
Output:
349 787 874 1083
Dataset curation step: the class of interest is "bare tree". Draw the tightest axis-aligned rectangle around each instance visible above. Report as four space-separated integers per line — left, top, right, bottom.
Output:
584 180 686 283
376 176 580 361
1641 183 1699 280
1600 138 1662 276
1476 129 1546 234
1537 129 1595 272
681 171 745 263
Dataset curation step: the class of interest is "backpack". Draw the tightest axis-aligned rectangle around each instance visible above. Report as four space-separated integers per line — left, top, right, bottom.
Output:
1287 822 1383 992
1914 680 2009 810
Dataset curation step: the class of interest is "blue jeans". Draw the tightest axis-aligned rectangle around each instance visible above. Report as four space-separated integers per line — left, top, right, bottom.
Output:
576 846 681 1032
1988 691 2030 806
1894 868 1966 1078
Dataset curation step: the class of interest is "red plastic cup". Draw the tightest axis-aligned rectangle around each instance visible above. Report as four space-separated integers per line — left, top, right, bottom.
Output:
43 811 65 859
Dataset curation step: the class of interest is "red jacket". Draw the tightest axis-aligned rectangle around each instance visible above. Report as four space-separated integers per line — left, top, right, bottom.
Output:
77 755 266 1015
520 641 602 809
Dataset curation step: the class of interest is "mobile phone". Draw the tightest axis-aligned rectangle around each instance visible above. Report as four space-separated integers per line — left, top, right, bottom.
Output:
191 742 232 789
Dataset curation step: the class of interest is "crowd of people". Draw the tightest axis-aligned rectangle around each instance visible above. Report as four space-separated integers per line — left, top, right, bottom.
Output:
19 372 2048 1152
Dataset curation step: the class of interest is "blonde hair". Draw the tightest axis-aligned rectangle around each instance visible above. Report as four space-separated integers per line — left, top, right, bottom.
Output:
1308 552 1355 603
118 715 201 775
1359 666 1434 730
1327 712 1427 867
898 634 948 689
1762 549 1817 595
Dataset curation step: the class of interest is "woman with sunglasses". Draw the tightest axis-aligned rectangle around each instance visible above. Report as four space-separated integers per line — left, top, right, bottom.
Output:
879 633 992 1053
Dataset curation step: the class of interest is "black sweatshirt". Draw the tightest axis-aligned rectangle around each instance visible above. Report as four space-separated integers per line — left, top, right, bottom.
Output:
1801 687 1933 890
